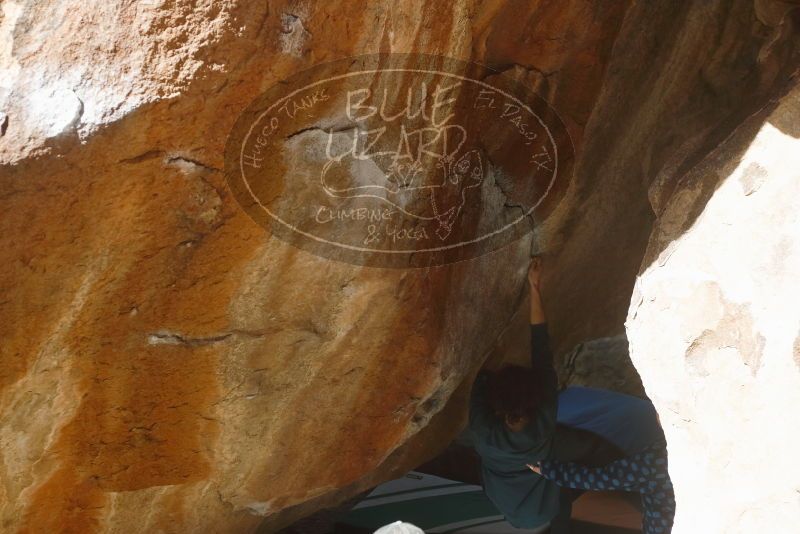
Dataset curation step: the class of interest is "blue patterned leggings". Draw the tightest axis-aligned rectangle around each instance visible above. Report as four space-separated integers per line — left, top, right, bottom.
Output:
538 444 675 534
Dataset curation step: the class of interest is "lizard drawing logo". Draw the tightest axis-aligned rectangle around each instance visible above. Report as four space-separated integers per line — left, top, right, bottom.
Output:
319 125 484 240
225 54 573 267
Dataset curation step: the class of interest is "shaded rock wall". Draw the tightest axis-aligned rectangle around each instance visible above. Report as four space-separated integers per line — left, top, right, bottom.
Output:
0 1 798 533
560 334 644 397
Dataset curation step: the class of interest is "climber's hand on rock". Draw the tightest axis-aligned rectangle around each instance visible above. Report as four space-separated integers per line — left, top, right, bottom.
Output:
528 256 543 293
528 256 546 324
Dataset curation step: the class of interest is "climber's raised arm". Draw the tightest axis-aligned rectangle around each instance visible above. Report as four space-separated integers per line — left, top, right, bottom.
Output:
529 256 546 325
528 257 557 402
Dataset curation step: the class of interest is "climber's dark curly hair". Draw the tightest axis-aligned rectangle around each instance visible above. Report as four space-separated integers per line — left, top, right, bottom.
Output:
485 364 544 421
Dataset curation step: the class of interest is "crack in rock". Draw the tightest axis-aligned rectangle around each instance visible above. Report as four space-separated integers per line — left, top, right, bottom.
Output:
147 329 266 347
118 150 166 164
285 122 358 141
166 155 221 173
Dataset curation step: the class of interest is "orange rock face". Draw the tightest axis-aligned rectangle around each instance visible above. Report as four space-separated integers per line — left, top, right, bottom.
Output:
1 1 798 533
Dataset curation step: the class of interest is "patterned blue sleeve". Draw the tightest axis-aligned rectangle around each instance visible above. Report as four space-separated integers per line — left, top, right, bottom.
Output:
539 446 671 494
541 447 676 534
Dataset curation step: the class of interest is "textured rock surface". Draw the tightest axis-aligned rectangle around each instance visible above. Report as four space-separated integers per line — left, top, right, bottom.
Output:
1 1 799 533
560 334 644 397
626 83 800 534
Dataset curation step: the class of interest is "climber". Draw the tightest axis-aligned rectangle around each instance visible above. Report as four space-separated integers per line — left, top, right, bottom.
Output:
468 256 668 532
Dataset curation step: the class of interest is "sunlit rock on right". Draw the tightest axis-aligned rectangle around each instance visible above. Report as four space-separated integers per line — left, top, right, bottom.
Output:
626 84 800 533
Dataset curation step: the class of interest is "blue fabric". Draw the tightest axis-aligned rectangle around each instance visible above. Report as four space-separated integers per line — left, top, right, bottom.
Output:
557 386 666 454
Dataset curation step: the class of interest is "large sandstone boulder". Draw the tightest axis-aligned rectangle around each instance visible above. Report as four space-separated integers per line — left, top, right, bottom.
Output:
0 1 798 533
627 83 800 533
